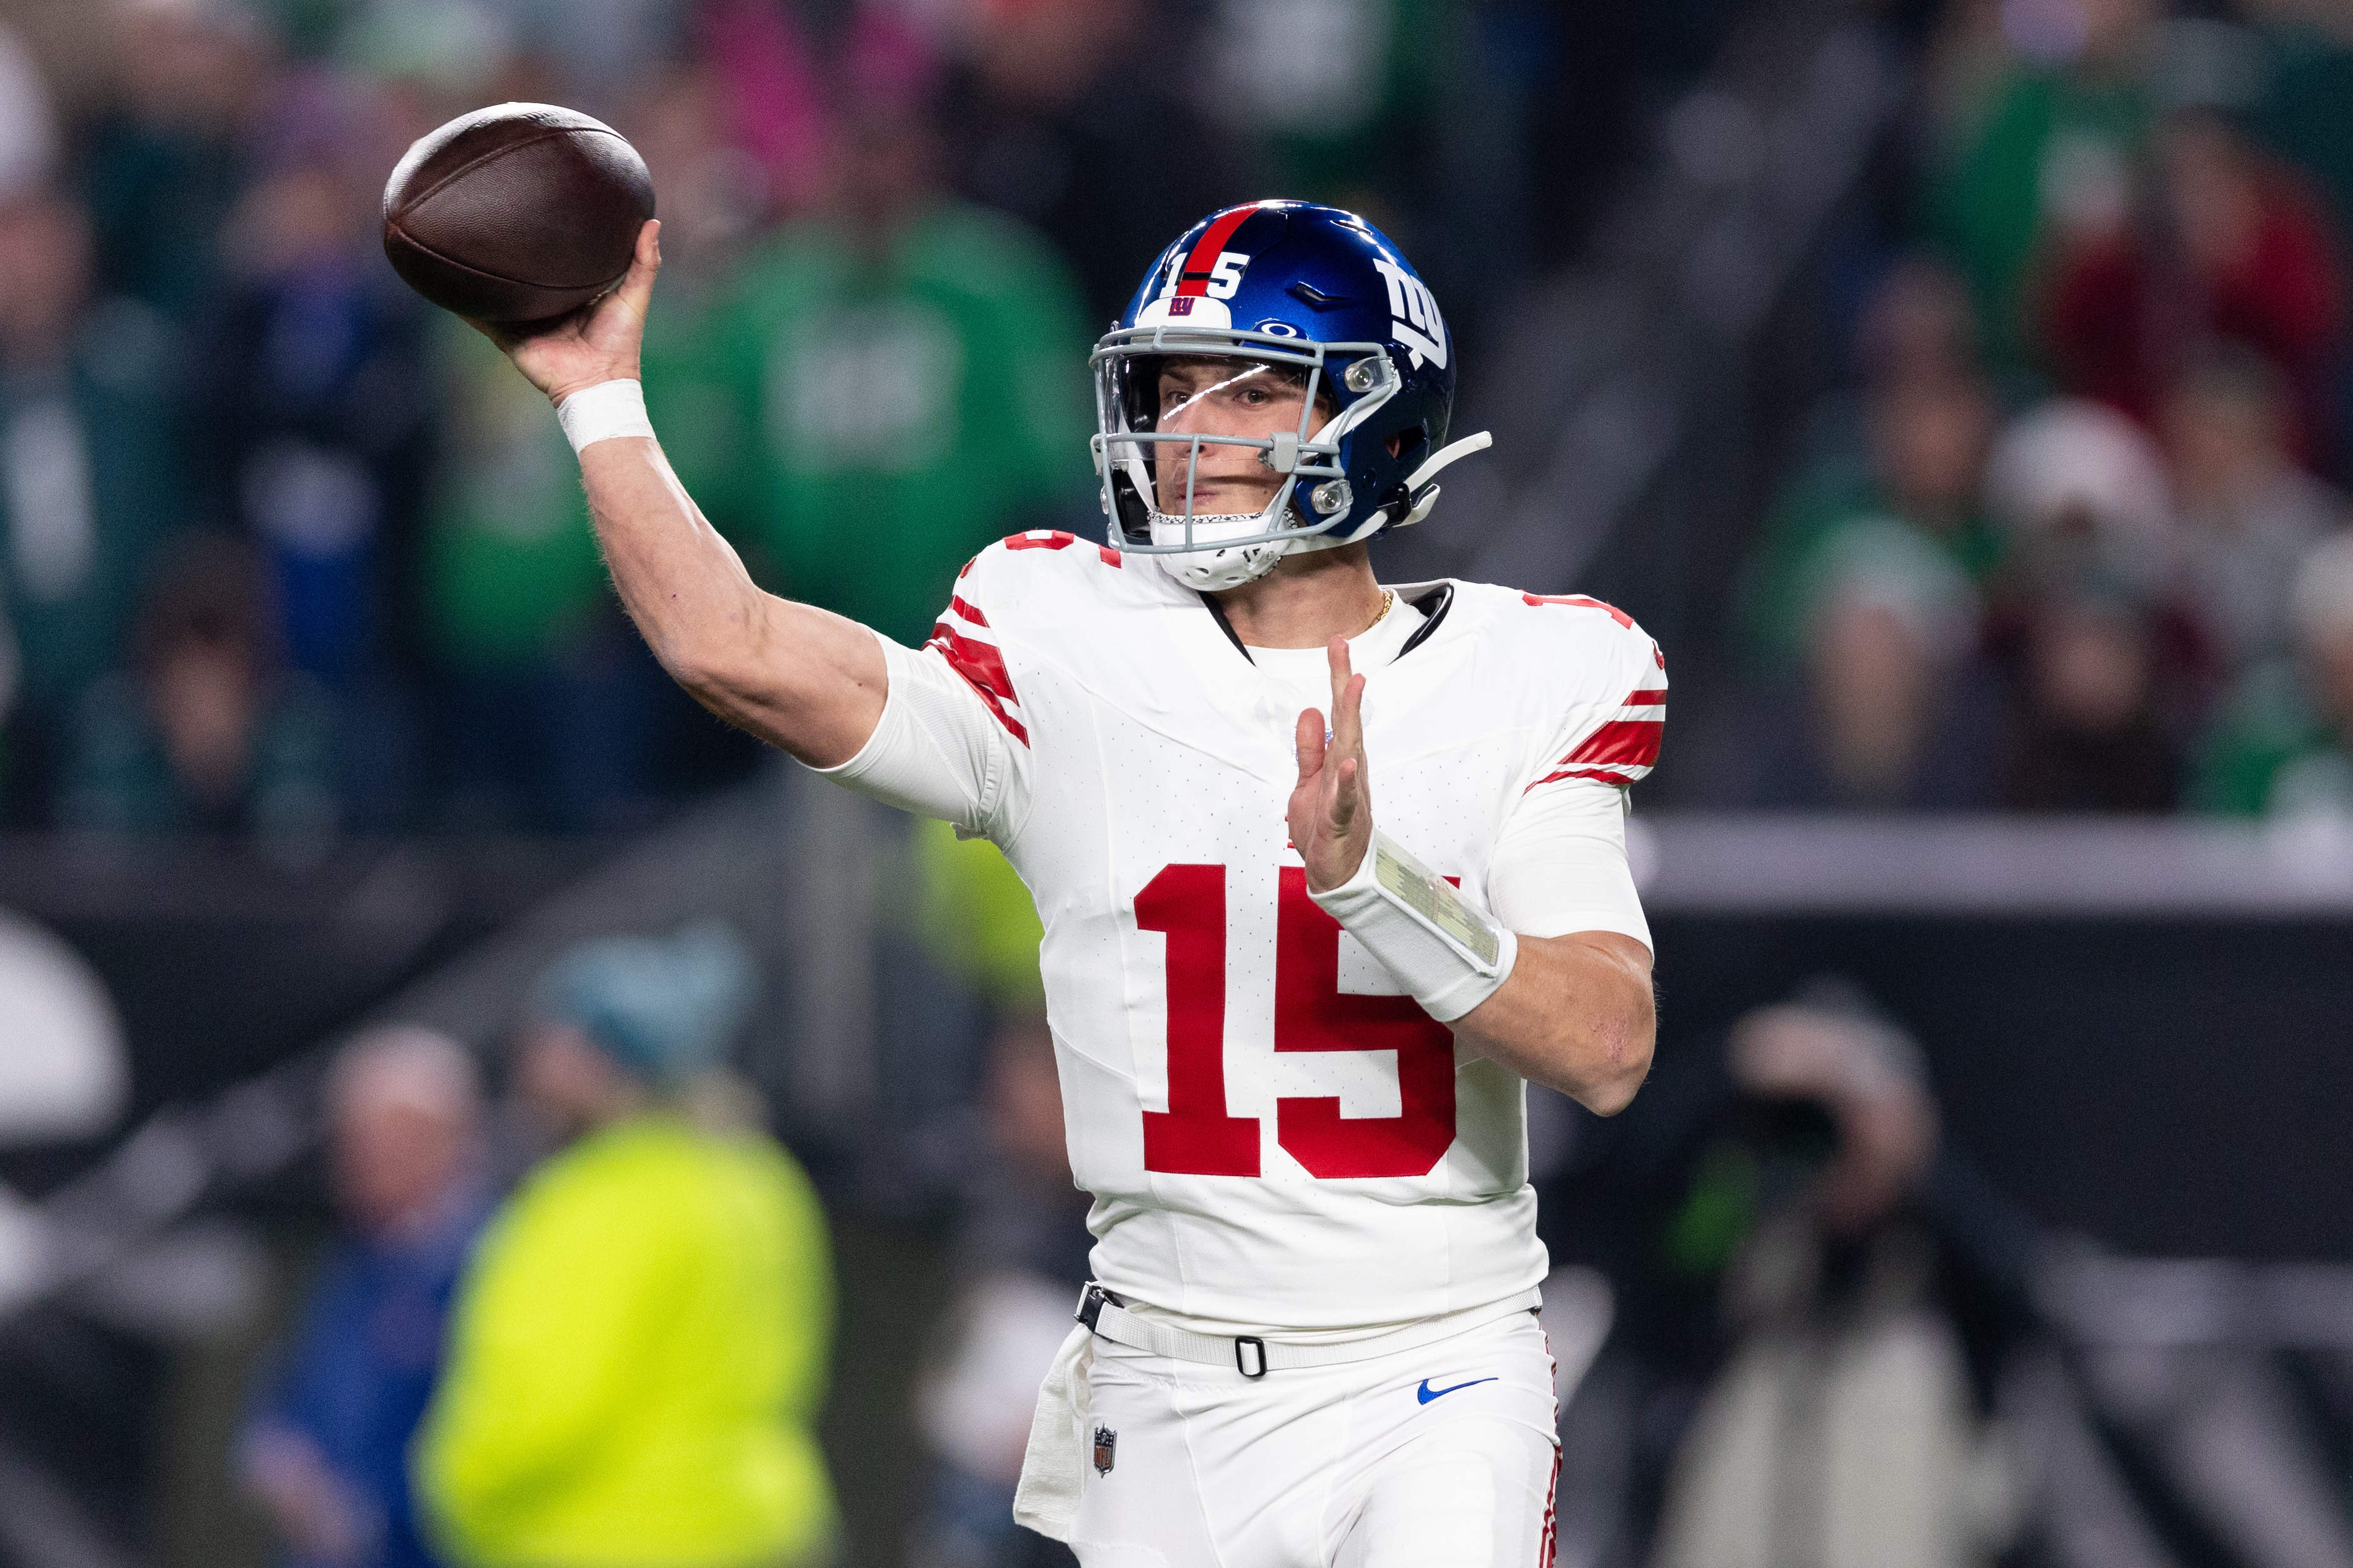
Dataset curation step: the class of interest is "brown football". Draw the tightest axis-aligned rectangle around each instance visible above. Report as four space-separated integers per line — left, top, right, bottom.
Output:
381 102 655 324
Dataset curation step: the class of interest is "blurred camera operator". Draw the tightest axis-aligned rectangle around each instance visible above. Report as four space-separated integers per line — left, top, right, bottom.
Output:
1646 989 2017 1568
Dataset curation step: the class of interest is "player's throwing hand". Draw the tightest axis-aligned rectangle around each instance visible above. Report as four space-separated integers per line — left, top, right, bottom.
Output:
479 218 662 406
1289 636 1373 893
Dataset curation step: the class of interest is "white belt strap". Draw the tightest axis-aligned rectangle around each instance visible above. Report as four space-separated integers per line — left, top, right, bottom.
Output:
1076 1283 1540 1377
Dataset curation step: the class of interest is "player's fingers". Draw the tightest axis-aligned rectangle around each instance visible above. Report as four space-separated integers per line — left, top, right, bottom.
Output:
613 219 661 314
1328 757 1359 829
1332 671 1367 762
1295 706 1325 781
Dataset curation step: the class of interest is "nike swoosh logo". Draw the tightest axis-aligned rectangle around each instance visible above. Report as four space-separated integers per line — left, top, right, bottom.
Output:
1416 1376 1498 1405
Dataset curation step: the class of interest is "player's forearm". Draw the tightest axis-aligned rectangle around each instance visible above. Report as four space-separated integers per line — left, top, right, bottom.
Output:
1451 932 1655 1114
578 436 885 765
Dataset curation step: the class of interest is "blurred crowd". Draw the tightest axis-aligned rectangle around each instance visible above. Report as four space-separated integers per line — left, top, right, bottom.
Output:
1691 0 2353 819
242 926 839 1568
0 0 1655 846
12 1 2353 834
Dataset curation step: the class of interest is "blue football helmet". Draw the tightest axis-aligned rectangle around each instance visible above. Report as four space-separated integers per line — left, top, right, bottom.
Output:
1091 201 1492 590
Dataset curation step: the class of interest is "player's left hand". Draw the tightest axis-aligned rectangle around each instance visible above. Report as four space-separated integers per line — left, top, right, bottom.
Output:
1290 638 1373 892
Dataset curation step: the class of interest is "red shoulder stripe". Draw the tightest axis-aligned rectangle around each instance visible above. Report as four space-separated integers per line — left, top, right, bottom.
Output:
1567 718 1662 770
926 624 1030 747
1520 592 1633 629
1527 766 1636 790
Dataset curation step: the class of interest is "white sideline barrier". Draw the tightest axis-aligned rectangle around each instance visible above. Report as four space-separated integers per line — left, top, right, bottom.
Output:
1632 814 2353 917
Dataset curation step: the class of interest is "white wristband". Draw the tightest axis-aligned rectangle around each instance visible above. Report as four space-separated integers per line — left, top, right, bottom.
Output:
1308 832 1518 1022
556 379 654 452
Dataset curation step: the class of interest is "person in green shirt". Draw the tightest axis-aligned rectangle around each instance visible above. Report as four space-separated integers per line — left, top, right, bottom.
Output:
710 102 1094 651
0 191 186 822
2191 530 2353 816
423 314 666 831
1921 0 2155 367
416 924 837 1568
1736 365 2005 677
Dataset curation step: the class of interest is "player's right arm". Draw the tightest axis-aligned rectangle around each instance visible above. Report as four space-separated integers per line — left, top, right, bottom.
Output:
483 219 884 767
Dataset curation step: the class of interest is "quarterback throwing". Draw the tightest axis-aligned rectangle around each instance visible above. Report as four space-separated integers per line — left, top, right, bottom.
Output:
493 201 1662 1568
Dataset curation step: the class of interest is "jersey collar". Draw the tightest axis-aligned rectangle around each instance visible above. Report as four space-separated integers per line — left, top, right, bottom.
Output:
1196 579 1458 669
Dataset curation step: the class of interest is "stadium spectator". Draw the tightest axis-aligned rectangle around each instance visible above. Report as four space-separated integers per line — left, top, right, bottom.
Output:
2190 530 2353 816
693 0 831 222
179 69 431 829
1981 395 2174 594
1854 255 1985 389
1997 567 2179 811
420 312 658 832
59 533 341 852
2246 0 2353 283
2039 111 2347 467
241 1026 489 1568
79 0 271 322
625 59 768 506
1708 519 2002 811
416 924 837 1568
0 188 186 825
2158 342 2345 677
710 27 1095 649
1923 0 2157 364
1738 350 2002 676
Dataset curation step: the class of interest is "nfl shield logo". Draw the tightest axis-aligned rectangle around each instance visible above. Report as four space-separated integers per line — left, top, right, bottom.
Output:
1092 1424 1118 1476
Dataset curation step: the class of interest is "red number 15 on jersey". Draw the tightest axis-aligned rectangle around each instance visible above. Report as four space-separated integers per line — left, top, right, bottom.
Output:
1135 864 1457 1180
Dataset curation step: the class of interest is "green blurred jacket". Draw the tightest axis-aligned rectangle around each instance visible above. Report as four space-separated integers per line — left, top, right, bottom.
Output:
416 1115 836 1568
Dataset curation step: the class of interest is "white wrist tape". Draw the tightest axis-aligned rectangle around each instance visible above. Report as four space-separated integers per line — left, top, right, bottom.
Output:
1308 832 1518 1022
556 379 654 452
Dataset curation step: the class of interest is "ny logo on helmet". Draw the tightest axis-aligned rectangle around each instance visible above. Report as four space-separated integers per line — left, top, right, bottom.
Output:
1370 257 1447 371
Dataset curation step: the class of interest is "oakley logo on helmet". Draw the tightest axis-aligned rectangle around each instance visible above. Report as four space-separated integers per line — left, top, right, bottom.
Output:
1370 257 1447 370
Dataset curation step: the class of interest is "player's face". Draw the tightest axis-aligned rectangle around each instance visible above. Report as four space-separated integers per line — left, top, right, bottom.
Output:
1153 357 1331 516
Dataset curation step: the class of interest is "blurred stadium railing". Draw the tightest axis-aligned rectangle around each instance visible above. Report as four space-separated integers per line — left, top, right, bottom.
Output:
1387 0 1903 681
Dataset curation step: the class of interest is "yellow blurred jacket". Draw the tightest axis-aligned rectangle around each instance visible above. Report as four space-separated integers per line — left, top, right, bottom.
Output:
416 1114 836 1568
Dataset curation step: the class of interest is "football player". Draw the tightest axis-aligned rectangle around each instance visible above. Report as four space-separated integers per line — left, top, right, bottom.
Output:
491 200 1662 1567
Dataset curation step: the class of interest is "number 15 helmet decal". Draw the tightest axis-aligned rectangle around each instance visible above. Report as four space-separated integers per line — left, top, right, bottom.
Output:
1091 201 1494 591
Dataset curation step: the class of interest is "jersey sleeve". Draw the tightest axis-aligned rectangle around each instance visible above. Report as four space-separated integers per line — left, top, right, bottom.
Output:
1487 779 1651 952
1485 601 1665 951
812 582 1035 841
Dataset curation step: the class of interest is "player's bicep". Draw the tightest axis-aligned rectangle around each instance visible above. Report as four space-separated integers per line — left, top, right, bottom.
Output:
815 633 1028 837
1487 777 1651 954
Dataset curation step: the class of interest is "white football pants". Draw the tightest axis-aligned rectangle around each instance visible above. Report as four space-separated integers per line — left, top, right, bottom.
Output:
1068 1309 1560 1568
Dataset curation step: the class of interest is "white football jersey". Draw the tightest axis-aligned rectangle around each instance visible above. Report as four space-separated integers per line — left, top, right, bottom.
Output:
825 531 1665 1334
